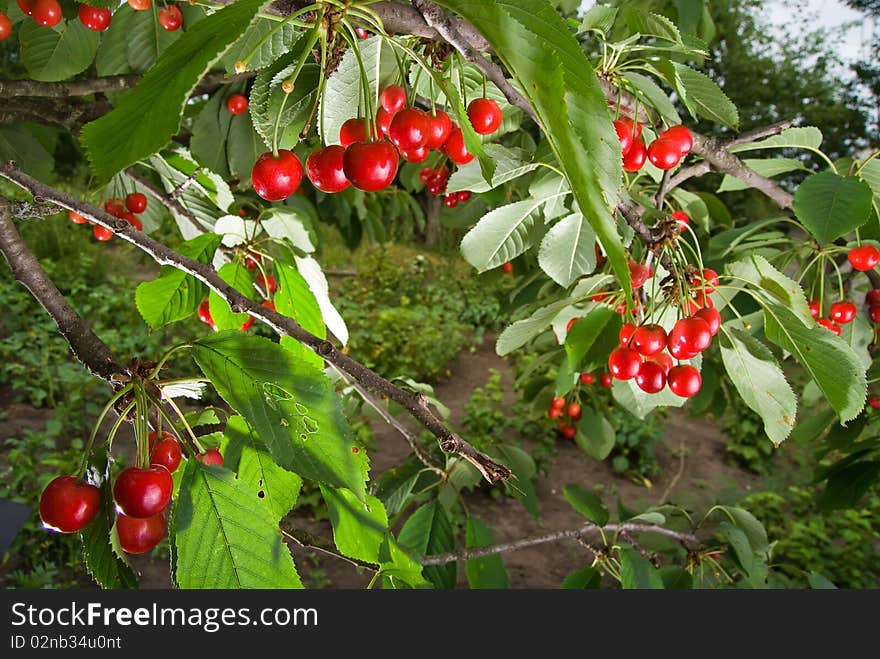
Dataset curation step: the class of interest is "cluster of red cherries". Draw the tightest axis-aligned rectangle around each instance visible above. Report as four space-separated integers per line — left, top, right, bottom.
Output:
0 0 183 37
196 251 276 331
38 431 223 553
416 165 472 207
68 193 148 241
612 118 693 172
250 83 502 202
547 397 582 440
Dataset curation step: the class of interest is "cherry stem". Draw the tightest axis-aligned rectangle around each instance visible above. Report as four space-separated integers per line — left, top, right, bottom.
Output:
77 384 133 477
854 148 880 177
240 4 320 70
155 391 203 456
272 19 322 155
134 381 151 469
341 23 376 138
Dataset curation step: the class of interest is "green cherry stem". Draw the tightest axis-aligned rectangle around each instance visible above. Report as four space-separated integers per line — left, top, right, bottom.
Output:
78 384 133 476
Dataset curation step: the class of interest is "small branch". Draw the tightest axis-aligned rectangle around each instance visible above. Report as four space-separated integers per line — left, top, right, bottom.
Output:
0 71 253 99
725 119 796 148
654 169 672 209
125 167 214 235
421 522 701 565
664 162 711 193
281 527 378 573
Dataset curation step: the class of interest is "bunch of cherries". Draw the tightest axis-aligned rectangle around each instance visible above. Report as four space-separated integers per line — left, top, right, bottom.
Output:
0 0 183 37
69 192 148 241
613 118 693 172
547 396 582 440
197 249 276 331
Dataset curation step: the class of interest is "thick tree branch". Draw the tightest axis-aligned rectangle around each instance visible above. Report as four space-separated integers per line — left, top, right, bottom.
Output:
124 167 214 235
0 161 510 484
0 71 252 99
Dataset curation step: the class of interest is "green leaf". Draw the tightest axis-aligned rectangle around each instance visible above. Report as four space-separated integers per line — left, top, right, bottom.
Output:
223 17 298 73
465 517 509 589
574 408 616 460
792 171 874 244
580 5 617 33
718 158 808 192
174 459 302 588
95 5 134 76
436 0 630 295
192 332 368 498
562 484 609 526
619 545 664 589
0 125 54 181
808 572 837 589
728 126 823 154
191 85 262 181
19 19 100 82
538 212 597 287
398 502 456 589
818 461 880 510
560 566 601 589
670 61 739 128
564 304 616 370
726 254 814 327
720 521 753 577
126 4 181 73
321 486 388 563
209 263 255 331
719 329 797 446
763 303 867 422
81 0 265 182
659 566 693 589
261 207 316 252
276 263 325 370
714 506 768 555
446 144 538 194
623 71 681 124
135 234 221 329
223 416 302 521
624 6 682 42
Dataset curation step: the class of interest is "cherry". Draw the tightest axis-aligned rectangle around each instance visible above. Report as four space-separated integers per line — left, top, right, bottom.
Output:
622 138 647 172
566 317 578 333
631 324 667 357
442 127 474 165
647 138 682 170
128 0 152 9
354 26 368 39
869 396 880 409
339 118 368 147
467 98 503 135
457 190 471 202
671 211 689 229
419 167 434 183
116 512 166 554
668 340 698 361
619 322 636 346
39 476 100 533
104 197 125 216
668 365 702 398
558 424 577 440
380 85 407 114
93 225 113 242
696 268 719 294
548 406 562 420
501 261 513 274
629 260 652 289
197 449 224 466
121 211 142 231
245 252 261 269
659 125 693 156
829 301 857 325
261 300 276 312
695 307 722 336
376 107 395 136
17 0 33 16
551 396 566 410
669 316 712 353
425 110 453 149
608 347 641 380
0 13 10 41
342 141 399 192
400 145 429 163
388 108 430 151
125 192 147 214
32 0 62 27
866 289 880 306
226 93 249 115
808 300 820 318
817 317 841 336
848 245 880 271
635 360 666 394
197 300 216 330
579 372 594 385
78 4 111 31
444 193 458 208
613 119 634 156
871 305 880 323
692 290 714 310
158 5 182 31
69 210 88 225
646 351 674 375
257 273 276 294
567 403 582 420
240 316 254 331
113 466 173 518
599 372 613 388
306 145 350 193
148 431 182 473
252 149 303 201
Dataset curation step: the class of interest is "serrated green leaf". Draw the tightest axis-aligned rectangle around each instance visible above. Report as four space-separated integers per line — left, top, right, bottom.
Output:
624 6 682 42
619 545 664 589
321 486 388 563
792 171 873 244
538 212 597 287
209 262 255 331
726 255 814 327
126 4 181 73
95 5 135 76
718 158 808 192
560 565 601 588
671 62 738 128
174 459 302 588
191 84 262 182
192 332 368 498
574 408 616 460
465 516 509 589
398 502 455 589
0 126 54 181
562 484 609 526
223 17 298 73
81 0 264 182
580 5 617 33
446 144 537 194
729 126 823 154
276 263 325 369
564 304 615 369
623 71 681 124
19 19 100 82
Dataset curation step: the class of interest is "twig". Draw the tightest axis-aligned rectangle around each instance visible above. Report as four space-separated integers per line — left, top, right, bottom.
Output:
0 71 253 99
281 527 378 572
125 167 214 235
654 169 672 209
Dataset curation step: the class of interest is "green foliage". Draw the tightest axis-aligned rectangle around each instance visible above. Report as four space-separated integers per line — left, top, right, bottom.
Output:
605 405 664 478
721 401 777 474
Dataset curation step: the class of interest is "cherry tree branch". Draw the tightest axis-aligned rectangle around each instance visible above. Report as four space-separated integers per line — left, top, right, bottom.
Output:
0 71 252 99
124 167 214 235
0 161 511 484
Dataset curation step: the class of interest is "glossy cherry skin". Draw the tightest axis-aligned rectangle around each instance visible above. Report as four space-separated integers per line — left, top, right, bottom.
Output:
113 466 173 519
567 402 582 420
425 110 453 149
635 360 666 394
257 273 276 294
39 476 101 533
226 93 249 115
116 512 166 554
558 424 577 440
622 138 647 172
548 406 562 419
550 396 566 410
32 0 62 27
69 210 88 225
125 192 147 214
342 141 399 192
599 372 613 388
866 289 880 306
869 396 880 410
613 119 634 156
647 138 683 170
631 324 667 357
501 261 513 274
817 317 841 336
197 299 214 327
400 145 429 163
128 0 152 9
442 127 474 165
697 268 719 293
848 245 880 271
870 305 880 323
808 300 821 318
669 316 712 353
671 211 689 229
149 431 182 473
17 0 34 16
104 197 125 216
388 108 430 151
93 225 113 242
829 301 857 325
467 98 503 135
629 260 652 289
376 107 395 136
668 340 699 361
252 149 303 201
306 145 350 193
380 85 406 114
197 449 224 466
339 118 368 147
608 347 642 380
695 307 722 336
646 351 674 375
619 322 636 347
158 5 182 31
659 125 693 155
668 365 702 398
354 26 368 39
580 372 594 385
78 4 111 31
0 14 11 41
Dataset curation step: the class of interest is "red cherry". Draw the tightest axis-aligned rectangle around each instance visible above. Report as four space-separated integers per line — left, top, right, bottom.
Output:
646 351 674 375
622 138 647 172
39 476 100 533
342 141 399 192
579 372 594 385
380 85 407 114
619 322 636 347
240 316 254 331
548 406 562 419
158 5 182 31
869 396 880 409
669 317 712 353
551 396 566 410
457 190 471 202
668 365 702 398
695 307 722 336
306 145 350 193
696 268 719 294
197 300 214 327
389 108 430 151
608 347 641 380
659 125 693 156
197 449 224 466
252 149 303 201
442 127 473 165
400 145 429 163
376 106 395 137
692 290 714 310
671 211 689 229
148 431 182 473
128 0 151 9
226 93 249 115
866 289 880 306
629 260 652 289
668 340 699 361
808 300 821 318
69 210 88 225
257 273 277 294
558 424 577 440
78 4 111 31
419 167 433 183
636 360 666 394
113 466 173 519
17 0 34 16
93 225 113 242
261 300 276 312
122 212 142 231
501 261 513 274
599 373 613 388
444 193 458 208
817 317 841 336
647 138 683 170
467 98 503 135
870 305 880 323
125 192 147 214
848 245 880 271
613 119 634 156
32 0 62 27
829 301 857 325
0 13 11 41
354 26 368 39
425 110 453 149
339 118 368 147
567 403 582 420
116 512 166 554
631 324 667 357
103 197 125 216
